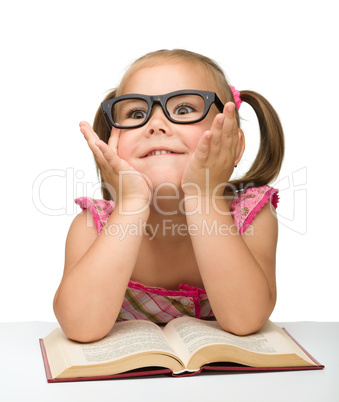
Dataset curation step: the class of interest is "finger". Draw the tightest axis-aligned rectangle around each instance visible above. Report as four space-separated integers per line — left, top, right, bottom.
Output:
208 113 225 150
79 121 96 134
192 131 211 162
79 121 100 144
222 103 240 163
87 142 109 171
107 126 120 153
223 102 238 138
78 122 106 164
95 139 121 170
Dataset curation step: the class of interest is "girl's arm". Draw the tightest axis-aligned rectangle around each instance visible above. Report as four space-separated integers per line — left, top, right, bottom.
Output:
182 103 277 335
184 196 277 335
54 122 151 343
53 202 149 343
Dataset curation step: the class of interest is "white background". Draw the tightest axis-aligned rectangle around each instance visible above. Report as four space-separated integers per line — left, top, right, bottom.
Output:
1 0 338 323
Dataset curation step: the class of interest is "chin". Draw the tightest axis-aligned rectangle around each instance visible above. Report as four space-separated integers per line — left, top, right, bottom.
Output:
152 177 183 194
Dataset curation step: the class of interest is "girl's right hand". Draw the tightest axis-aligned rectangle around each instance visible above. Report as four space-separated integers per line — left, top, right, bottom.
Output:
79 121 152 211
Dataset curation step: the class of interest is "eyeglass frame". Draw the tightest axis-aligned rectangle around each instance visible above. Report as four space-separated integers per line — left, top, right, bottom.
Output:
101 89 225 129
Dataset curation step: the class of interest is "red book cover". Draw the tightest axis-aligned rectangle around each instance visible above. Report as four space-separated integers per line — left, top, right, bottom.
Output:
39 327 324 383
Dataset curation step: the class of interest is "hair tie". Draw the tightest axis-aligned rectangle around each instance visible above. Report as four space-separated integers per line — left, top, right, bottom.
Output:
229 85 242 110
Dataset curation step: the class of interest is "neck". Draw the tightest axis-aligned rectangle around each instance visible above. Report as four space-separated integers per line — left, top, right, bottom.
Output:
145 204 190 243
144 189 235 243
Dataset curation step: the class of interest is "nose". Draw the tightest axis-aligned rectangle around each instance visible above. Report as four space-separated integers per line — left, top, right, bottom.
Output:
146 105 172 136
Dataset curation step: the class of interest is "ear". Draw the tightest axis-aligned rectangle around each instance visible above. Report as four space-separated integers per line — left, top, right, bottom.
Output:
234 128 245 166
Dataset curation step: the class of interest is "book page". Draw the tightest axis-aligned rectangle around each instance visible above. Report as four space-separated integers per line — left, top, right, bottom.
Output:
164 317 315 366
45 320 177 372
79 320 176 364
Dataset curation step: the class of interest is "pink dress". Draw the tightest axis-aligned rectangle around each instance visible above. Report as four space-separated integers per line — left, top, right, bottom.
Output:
75 185 279 324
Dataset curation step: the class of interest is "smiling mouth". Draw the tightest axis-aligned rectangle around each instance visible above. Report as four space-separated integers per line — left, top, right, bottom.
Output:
143 150 183 157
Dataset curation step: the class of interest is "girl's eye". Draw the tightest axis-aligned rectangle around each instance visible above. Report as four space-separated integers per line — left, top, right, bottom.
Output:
174 104 194 115
129 109 147 119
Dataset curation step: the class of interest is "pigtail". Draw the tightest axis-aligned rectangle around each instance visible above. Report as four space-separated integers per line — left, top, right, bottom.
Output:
93 89 117 201
230 90 284 190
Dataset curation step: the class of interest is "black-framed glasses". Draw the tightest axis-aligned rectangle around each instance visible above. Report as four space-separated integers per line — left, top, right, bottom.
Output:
101 90 224 129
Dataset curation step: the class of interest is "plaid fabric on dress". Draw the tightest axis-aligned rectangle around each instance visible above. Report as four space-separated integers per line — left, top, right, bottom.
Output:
75 185 278 324
117 281 215 324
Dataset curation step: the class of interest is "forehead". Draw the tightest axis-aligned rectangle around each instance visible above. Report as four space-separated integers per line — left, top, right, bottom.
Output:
121 61 219 96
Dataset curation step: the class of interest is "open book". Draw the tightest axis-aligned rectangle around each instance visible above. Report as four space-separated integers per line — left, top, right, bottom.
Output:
40 317 323 382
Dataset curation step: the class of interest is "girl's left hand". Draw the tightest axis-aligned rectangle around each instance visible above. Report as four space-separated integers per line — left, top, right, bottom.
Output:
181 102 243 196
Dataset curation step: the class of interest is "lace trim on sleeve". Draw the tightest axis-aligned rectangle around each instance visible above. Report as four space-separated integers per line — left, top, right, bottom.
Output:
231 186 279 235
74 197 115 234
242 187 279 234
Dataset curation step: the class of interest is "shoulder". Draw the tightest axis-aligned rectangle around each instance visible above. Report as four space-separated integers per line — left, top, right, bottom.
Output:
230 185 279 235
74 197 115 234
66 209 98 249
61 210 98 274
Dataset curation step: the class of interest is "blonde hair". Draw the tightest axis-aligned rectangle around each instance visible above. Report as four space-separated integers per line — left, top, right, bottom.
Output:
93 49 284 200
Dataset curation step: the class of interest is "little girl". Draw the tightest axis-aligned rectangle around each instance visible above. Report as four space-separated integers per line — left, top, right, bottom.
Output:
53 49 284 342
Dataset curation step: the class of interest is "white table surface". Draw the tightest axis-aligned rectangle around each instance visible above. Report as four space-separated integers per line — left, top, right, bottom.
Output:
0 321 338 402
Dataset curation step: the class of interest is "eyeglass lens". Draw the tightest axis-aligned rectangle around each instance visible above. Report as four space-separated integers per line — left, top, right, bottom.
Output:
113 94 206 127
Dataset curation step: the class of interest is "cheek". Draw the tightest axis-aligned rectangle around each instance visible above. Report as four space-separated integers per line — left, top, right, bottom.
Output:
116 134 135 160
187 122 211 150
117 143 129 160
190 135 201 151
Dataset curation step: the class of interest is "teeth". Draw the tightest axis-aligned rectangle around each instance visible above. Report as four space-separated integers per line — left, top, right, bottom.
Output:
147 150 173 156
